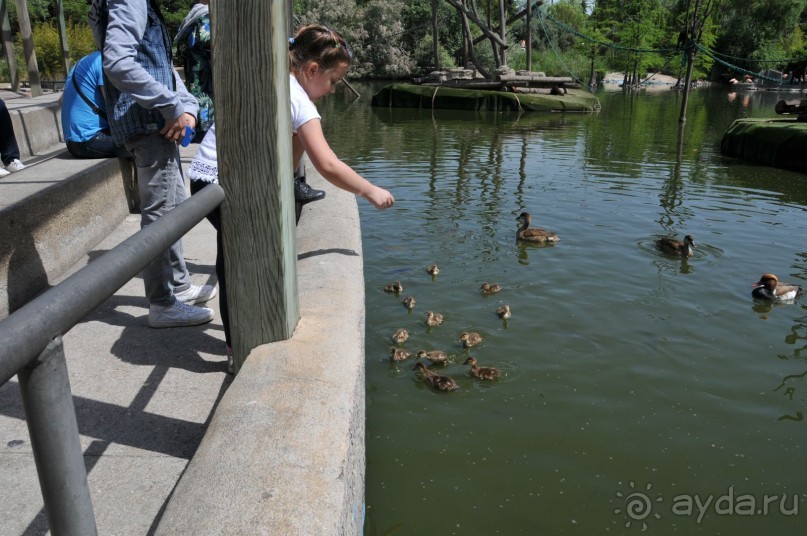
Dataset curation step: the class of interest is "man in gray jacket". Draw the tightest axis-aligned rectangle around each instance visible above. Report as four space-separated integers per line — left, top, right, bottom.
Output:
90 0 217 328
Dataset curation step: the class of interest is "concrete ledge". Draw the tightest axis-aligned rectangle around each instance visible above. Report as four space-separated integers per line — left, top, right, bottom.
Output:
0 154 136 317
156 170 365 535
4 93 64 159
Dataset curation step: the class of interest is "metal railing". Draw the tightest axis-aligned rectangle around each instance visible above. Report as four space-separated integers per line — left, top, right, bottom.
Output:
0 184 224 536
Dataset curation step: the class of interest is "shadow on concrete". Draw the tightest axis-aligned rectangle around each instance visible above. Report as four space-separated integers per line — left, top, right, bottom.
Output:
298 247 359 260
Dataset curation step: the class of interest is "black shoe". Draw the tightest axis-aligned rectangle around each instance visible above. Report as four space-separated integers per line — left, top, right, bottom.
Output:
294 176 325 204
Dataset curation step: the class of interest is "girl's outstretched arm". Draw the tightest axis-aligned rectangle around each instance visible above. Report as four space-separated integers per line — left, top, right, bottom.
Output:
297 118 394 209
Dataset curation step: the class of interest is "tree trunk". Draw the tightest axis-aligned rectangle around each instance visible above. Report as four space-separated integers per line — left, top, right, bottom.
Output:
1 1 18 92
432 0 440 71
211 0 299 372
13 0 41 96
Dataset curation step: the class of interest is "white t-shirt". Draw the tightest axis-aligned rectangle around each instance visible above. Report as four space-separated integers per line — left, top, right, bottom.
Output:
188 74 319 184
289 73 320 131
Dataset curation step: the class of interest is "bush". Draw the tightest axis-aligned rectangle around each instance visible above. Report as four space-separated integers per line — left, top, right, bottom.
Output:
0 22 95 83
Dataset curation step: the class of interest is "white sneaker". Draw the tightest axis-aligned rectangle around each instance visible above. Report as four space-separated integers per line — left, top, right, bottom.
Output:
174 283 217 304
0 167 9 177
5 159 25 172
148 301 214 328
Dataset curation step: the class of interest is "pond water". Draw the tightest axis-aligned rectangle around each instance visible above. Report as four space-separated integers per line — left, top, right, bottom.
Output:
321 84 807 535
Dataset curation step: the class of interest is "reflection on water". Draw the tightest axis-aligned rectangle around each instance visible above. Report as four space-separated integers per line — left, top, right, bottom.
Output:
322 85 807 535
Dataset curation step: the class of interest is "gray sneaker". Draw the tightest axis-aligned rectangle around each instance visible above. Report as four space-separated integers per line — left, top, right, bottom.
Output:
148 301 214 328
174 283 217 305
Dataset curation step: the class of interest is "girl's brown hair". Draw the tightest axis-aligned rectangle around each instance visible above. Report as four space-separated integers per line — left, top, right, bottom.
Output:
288 24 352 72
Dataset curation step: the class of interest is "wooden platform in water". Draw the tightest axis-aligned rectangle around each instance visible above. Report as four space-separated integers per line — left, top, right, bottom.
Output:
721 118 807 173
370 83 601 113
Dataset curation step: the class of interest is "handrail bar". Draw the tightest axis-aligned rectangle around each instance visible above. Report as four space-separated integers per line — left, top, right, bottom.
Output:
0 184 224 386
0 184 223 535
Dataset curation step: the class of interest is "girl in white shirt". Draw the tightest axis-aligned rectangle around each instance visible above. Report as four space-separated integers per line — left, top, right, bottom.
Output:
189 24 394 369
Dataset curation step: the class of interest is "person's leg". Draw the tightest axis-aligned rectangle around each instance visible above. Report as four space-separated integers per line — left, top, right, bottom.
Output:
191 179 232 369
67 131 131 159
0 98 22 166
124 133 190 305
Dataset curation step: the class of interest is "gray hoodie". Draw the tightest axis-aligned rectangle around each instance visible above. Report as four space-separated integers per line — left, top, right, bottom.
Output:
89 0 198 124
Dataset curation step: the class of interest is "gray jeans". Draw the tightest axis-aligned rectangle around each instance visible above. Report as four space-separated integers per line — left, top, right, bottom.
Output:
124 133 190 305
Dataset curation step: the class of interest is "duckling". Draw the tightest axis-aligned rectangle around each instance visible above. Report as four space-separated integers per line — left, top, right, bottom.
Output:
655 235 695 257
496 304 511 319
425 311 444 327
516 212 559 243
416 350 450 366
752 273 804 301
384 280 404 294
391 328 409 344
426 264 440 276
480 282 502 294
459 331 483 349
402 296 416 310
413 361 459 392
463 356 502 381
390 347 412 362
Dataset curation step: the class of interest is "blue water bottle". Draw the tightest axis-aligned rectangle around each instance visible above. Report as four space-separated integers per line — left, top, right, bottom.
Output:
180 125 195 147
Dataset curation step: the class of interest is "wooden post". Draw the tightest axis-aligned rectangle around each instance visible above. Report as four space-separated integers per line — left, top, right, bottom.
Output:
431 0 440 71
56 0 70 78
211 0 299 373
0 0 18 92
13 0 41 96
526 0 532 71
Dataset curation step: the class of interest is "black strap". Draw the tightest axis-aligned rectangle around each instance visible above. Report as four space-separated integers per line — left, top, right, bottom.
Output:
71 57 107 120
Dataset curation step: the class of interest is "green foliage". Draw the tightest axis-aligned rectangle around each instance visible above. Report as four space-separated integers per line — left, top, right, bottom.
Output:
4 0 807 82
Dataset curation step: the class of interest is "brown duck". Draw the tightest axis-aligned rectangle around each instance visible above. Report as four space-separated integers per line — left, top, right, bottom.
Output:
391 328 409 344
384 280 404 294
402 296 416 310
390 347 412 362
459 331 483 349
480 282 502 294
752 273 804 301
655 235 695 257
463 357 502 381
417 350 450 366
426 265 440 276
516 212 559 243
425 311 444 327
413 361 459 392
496 304 511 319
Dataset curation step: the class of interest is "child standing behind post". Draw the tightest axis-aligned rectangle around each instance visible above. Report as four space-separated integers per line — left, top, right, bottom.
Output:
189 23 394 369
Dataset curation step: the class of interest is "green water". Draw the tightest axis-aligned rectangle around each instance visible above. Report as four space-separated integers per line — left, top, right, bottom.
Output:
323 85 807 535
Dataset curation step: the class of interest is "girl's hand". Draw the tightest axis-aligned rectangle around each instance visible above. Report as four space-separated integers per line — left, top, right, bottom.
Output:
363 186 395 209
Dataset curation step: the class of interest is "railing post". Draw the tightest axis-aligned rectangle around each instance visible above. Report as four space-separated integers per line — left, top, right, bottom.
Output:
17 336 97 536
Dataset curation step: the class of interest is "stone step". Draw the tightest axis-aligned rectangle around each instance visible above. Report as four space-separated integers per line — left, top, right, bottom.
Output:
0 90 136 319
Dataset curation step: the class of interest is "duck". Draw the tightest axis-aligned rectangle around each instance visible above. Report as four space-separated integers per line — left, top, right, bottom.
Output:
480 282 502 294
390 347 412 362
413 361 459 392
425 311 444 327
752 273 804 301
402 296 416 310
391 328 409 344
516 212 559 243
416 350 450 366
655 235 695 257
426 264 440 276
496 304 511 319
384 280 404 294
463 357 502 381
459 331 483 349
